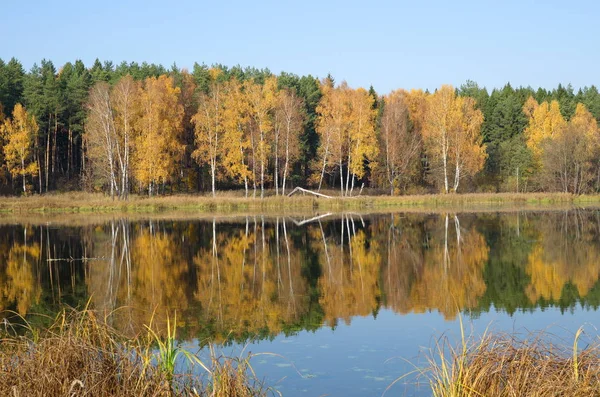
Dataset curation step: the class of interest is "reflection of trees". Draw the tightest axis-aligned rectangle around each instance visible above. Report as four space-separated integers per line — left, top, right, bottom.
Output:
404 215 488 319
315 215 381 326
6 210 600 341
477 213 538 315
86 220 194 335
314 213 488 322
194 217 310 342
378 214 425 314
0 228 41 315
525 211 600 303
86 220 132 314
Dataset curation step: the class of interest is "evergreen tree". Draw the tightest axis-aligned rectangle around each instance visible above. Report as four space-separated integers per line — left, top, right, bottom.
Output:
0 58 25 117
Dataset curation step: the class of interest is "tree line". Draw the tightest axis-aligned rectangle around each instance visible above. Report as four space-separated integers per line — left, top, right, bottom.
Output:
1 57 600 197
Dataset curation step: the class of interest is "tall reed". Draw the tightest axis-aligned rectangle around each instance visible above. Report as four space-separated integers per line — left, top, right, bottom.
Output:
0 308 270 397
419 324 600 397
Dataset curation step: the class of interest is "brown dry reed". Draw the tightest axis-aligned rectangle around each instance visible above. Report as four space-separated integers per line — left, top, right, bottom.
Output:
0 308 270 397
420 323 600 397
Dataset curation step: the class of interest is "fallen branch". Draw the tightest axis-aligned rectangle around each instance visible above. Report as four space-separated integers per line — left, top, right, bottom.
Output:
47 256 105 263
287 213 333 226
287 187 333 199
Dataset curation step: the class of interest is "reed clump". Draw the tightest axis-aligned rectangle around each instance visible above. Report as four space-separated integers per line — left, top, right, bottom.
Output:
0 309 268 397
423 326 600 397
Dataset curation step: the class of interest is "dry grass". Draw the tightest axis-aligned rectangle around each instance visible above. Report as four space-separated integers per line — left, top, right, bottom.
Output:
0 191 599 215
0 309 269 397
420 324 600 397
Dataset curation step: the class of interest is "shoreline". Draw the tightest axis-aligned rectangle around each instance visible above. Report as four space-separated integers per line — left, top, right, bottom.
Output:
0 191 599 215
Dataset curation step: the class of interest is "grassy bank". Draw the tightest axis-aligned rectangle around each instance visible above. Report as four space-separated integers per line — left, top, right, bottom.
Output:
1 191 599 214
0 309 268 397
3 308 600 396
416 325 600 397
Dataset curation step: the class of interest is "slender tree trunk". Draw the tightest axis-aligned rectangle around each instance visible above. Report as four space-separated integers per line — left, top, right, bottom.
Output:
249 129 257 198
241 145 248 198
454 161 460 192
21 157 26 194
81 136 85 181
274 130 279 196
318 148 328 191
345 154 351 196
210 160 216 198
339 160 344 196
442 151 448 194
282 124 290 195
52 113 58 177
35 136 42 194
67 128 72 179
45 118 51 192
260 128 265 199
282 157 288 196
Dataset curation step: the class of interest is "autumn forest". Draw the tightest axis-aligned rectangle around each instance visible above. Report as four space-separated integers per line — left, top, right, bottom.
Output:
2 58 600 197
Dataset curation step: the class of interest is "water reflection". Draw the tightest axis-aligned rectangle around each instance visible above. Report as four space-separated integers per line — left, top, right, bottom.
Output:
1 210 600 341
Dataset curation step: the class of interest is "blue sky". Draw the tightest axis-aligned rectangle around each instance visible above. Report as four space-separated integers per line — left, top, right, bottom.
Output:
3 0 598 93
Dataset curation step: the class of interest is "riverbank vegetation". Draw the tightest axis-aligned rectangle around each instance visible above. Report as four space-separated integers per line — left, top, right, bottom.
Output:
420 326 600 397
3 307 600 397
2 58 600 198
0 308 267 397
0 191 599 214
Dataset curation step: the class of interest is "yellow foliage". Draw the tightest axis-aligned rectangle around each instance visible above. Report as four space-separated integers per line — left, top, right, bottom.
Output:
194 220 309 341
523 98 566 160
525 213 600 302
408 215 488 319
315 81 378 192
1 240 41 315
423 86 486 192
132 75 184 192
220 78 252 184
1 104 39 193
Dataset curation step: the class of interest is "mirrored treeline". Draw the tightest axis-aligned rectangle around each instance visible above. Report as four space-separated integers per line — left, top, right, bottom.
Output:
1 210 600 343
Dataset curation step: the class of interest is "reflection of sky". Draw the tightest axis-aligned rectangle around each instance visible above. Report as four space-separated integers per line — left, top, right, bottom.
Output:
193 307 600 397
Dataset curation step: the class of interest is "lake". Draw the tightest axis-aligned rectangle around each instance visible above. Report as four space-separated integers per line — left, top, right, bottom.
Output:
1 209 599 396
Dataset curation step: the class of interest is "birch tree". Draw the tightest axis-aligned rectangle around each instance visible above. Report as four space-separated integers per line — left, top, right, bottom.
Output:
221 78 252 196
450 96 486 191
274 88 304 195
85 82 119 198
423 86 485 193
1 104 39 193
314 78 340 191
346 87 378 195
85 77 138 199
192 68 225 197
423 86 454 193
380 90 422 194
523 97 566 161
315 80 351 193
540 103 599 193
245 76 277 198
111 76 138 199
132 75 184 195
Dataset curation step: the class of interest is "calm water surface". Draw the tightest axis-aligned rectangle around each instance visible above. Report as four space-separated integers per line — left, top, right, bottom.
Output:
1 210 600 396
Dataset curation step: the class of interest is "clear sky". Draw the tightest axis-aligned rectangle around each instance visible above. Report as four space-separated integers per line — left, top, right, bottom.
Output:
3 0 598 93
